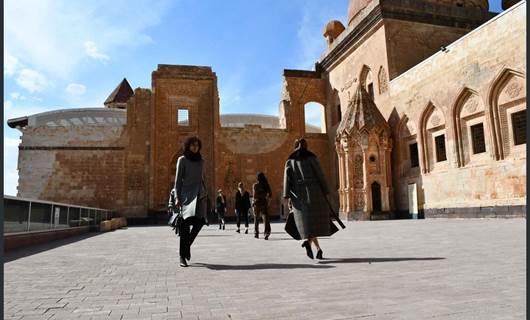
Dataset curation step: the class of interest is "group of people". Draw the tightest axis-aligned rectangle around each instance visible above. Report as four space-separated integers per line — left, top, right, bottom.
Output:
214 176 271 239
169 136 338 267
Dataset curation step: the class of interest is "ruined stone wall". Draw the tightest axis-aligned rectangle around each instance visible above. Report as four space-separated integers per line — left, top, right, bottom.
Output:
124 89 152 217
385 2 526 217
214 71 335 218
149 65 218 212
17 109 128 213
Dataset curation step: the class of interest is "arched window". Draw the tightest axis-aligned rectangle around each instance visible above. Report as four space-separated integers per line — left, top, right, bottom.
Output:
360 66 374 99
420 102 449 173
398 116 420 176
304 102 326 133
488 68 526 160
452 88 489 167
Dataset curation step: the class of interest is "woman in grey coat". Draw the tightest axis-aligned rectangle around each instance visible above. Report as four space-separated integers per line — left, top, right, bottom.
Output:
174 136 208 267
283 138 337 260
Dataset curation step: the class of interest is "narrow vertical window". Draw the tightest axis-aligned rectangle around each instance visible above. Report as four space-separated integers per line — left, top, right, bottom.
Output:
178 109 189 126
470 123 486 154
409 143 419 168
337 104 342 122
367 83 374 99
435 134 447 162
512 110 526 145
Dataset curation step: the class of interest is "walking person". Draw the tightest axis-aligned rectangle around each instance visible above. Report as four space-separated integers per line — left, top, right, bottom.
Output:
174 136 208 267
252 172 272 240
234 182 251 234
283 138 338 260
216 189 227 230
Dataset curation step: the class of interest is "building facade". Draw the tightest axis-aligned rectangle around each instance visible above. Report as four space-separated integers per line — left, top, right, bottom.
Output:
8 0 526 220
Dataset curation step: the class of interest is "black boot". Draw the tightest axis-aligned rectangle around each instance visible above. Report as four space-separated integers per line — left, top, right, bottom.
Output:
316 249 323 260
180 257 188 267
301 241 314 259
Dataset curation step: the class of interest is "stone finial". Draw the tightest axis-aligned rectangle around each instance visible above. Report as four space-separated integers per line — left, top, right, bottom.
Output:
323 20 346 47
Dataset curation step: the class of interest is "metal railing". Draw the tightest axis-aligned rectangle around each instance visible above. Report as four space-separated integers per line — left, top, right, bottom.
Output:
4 195 115 234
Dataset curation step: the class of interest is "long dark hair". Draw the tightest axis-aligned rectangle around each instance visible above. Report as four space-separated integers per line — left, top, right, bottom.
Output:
256 172 271 195
183 136 202 162
288 137 316 160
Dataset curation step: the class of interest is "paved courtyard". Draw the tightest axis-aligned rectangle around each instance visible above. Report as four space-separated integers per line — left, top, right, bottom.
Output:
4 219 526 320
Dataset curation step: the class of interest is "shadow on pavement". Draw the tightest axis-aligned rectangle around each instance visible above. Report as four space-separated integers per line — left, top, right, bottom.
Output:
317 257 445 264
4 233 102 263
192 263 336 270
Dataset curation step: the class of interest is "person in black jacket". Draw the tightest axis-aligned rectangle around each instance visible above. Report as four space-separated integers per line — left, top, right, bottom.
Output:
234 182 251 234
216 189 227 230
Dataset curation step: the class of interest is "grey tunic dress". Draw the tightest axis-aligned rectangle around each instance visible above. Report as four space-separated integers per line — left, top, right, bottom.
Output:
283 155 333 239
174 156 208 220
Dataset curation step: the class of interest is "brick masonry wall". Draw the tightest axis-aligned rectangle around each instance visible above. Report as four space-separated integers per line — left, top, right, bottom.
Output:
17 125 127 212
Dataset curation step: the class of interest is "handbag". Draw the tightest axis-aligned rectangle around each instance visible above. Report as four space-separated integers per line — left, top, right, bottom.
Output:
284 209 301 240
168 207 183 235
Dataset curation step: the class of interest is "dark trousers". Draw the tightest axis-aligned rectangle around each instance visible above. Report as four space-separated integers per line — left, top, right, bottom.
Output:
236 209 249 229
254 205 271 236
179 217 204 259
217 210 225 228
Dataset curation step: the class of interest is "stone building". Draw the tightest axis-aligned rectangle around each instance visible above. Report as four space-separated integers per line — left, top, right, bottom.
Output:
8 0 526 220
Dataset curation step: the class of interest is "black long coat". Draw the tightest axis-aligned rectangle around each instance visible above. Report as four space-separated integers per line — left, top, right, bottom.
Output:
283 155 333 239
235 190 251 213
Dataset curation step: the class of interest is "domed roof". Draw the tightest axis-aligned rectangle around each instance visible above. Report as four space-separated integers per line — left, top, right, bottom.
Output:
347 0 372 26
347 0 489 25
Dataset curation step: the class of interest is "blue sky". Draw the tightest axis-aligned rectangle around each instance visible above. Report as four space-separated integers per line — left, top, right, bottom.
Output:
3 0 504 196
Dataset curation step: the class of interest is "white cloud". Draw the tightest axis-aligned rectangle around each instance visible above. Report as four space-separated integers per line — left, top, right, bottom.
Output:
16 68 49 93
4 135 21 196
5 0 173 78
4 137 21 147
4 100 13 112
66 83 87 95
4 49 19 76
295 2 345 70
84 41 110 62
10 92 28 101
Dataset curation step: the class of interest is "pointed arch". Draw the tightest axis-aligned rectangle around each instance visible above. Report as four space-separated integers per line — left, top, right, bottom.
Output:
359 65 374 98
487 67 526 160
419 102 436 173
451 87 482 167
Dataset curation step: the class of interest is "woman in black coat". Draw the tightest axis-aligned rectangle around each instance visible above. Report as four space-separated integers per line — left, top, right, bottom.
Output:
283 138 337 259
234 182 251 234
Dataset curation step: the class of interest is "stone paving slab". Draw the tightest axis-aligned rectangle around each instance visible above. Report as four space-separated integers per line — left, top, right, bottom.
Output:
4 219 526 320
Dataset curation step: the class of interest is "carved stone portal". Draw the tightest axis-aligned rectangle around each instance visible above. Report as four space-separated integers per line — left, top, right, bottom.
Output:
336 84 393 220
